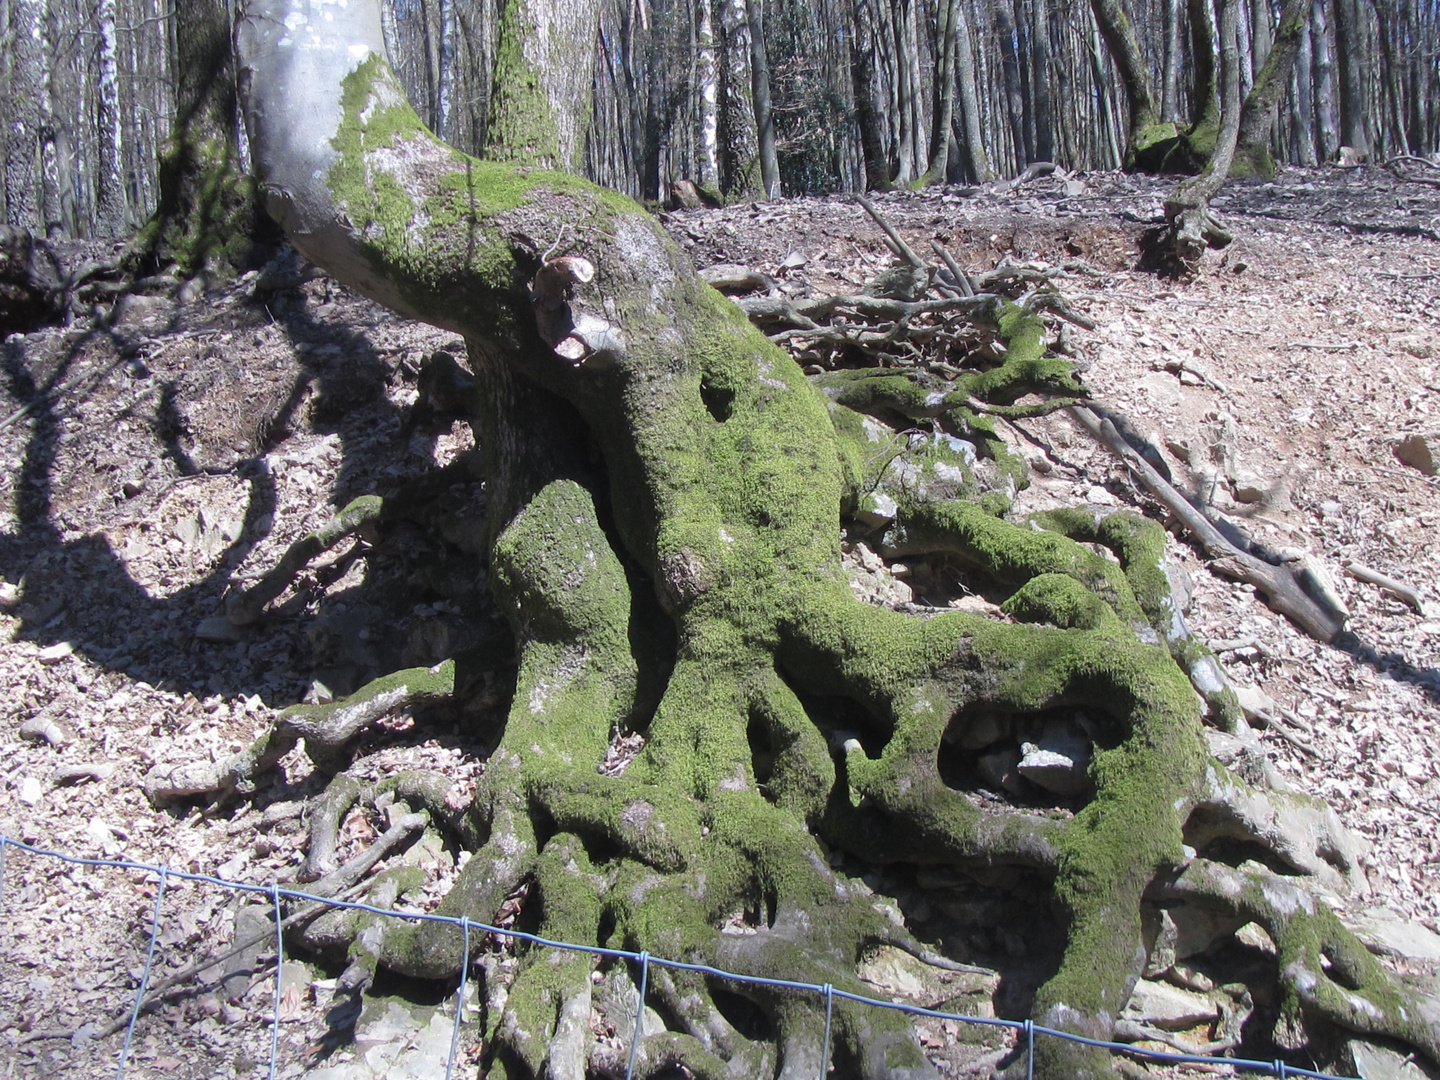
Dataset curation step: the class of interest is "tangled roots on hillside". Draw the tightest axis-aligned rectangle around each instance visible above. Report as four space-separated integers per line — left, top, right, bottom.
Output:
142 282 1435 1080
144 12 1440 1076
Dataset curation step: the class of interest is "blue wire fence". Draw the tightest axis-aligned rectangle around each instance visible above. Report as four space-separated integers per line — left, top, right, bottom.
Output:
0 834 1360 1080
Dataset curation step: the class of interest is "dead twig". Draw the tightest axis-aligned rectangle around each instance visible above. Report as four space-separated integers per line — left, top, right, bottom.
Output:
854 194 927 268
1345 562 1429 615
1071 404 1344 643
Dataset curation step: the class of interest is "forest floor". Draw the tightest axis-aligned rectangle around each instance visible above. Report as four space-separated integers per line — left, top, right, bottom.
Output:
1 163 1439 1079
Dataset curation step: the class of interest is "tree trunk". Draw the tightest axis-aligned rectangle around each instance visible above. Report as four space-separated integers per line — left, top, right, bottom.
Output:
1289 10 1317 163
195 3 1440 1079
696 0 720 190
1167 0 1243 261
919 0 958 184
93 0 129 237
1088 0 1166 166
1234 0 1311 176
486 0 602 170
953 0 993 181
1160 0 1182 123
994 0 1029 171
717 0 762 196
850 0 893 189
746 0 780 196
1330 0 1368 157
1030 0 1054 160
3 0 42 228
1189 0 1220 134
1310 0 1338 158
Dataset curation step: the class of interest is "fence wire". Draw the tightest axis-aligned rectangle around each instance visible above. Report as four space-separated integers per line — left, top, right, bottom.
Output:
0 834 1361 1080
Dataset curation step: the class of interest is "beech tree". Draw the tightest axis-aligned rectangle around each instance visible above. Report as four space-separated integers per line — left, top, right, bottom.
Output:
126 0 1440 1077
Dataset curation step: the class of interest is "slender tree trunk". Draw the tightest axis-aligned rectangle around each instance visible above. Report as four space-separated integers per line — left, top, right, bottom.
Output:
94 0 128 236
1234 0 1310 176
4 0 42 227
696 0 720 189
850 0 892 188
953 0 992 180
920 0 958 183
746 0 780 196
1030 0 1054 160
1330 0 1368 157
995 0 1029 170
1290 11 1316 162
1159 0 1182 123
1189 0 1220 133
1310 0 1338 157
1088 0 1166 165
717 0 762 195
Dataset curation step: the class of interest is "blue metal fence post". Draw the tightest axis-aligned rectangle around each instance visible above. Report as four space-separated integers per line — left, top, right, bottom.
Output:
1024 1018 1034 1080
115 866 170 1080
624 951 651 1080
0 836 8 925
269 884 283 1080
819 983 834 1080
446 917 472 1080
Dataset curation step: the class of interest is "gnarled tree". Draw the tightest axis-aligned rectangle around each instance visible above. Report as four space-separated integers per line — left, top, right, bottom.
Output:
148 1 1440 1077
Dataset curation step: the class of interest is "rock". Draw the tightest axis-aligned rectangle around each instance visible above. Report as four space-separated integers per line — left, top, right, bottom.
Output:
109 292 176 331
976 744 1025 797
18 775 44 805
1349 1040 1438 1080
854 491 898 527
36 641 73 664
54 762 114 785
698 263 772 295
1062 179 1086 197
1168 904 1246 959
1349 908 1440 962
1121 978 1220 1030
1395 432 1440 476
19 712 72 746
1389 332 1435 360
1230 468 1267 504
1140 371 1184 407
781 249 809 269
195 615 243 643
1015 723 1091 797
1231 684 1277 725
1235 921 1278 954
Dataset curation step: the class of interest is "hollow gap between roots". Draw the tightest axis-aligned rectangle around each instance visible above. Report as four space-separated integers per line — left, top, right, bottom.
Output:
707 982 774 1042
772 667 895 761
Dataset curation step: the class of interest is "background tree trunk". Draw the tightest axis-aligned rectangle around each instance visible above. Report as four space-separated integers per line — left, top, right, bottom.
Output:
746 0 780 196
3 0 43 228
1234 0 1310 176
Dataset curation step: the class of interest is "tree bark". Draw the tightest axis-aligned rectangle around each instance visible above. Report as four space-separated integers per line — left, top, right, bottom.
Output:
1030 0 1054 160
1330 0 1369 157
994 0 1029 171
93 0 129 237
717 0 762 196
486 0 602 170
919 0 958 184
953 0 993 181
3 0 42 228
1088 0 1164 166
850 0 893 189
1310 0 1338 158
1166 0 1243 261
745 0 780 196
1234 0 1311 176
